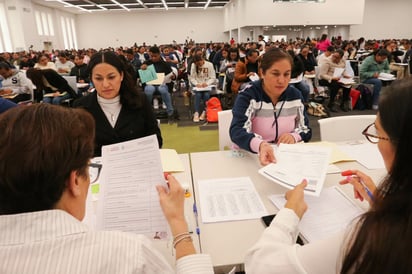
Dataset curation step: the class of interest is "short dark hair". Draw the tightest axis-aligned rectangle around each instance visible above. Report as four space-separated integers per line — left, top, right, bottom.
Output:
260 48 292 73
149 46 161 55
87 51 144 109
326 46 335 52
0 104 95 214
376 48 390 57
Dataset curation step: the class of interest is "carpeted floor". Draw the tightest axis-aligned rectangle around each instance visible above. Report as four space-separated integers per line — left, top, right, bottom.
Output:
158 92 378 154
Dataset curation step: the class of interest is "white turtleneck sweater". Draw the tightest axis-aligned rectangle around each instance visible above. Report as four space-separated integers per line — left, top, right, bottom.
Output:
97 94 121 128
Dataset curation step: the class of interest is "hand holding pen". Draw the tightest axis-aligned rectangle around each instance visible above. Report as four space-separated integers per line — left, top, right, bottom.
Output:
339 170 377 205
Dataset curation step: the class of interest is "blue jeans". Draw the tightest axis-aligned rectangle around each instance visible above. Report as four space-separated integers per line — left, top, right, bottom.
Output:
291 81 310 102
363 78 382 105
144 84 174 116
42 92 71 105
194 90 210 113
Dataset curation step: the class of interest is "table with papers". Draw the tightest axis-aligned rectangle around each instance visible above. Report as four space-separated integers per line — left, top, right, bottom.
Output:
189 148 386 269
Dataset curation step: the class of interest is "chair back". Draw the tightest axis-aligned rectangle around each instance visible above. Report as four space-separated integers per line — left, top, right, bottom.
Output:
318 115 376 142
218 110 233 150
62 75 77 93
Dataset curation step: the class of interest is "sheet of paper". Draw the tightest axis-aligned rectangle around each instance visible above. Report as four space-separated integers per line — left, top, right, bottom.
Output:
43 91 68 97
97 135 168 238
338 142 385 169
306 141 355 164
327 164 341 174
269 186 364 242
82 157 102 229
160 148 184 172
333 67 345 78
192 85 215 92
259 144 331 196
138 64 157 83
378 72 395 81
338 78 356 85
147 72 165 85
289 73 304 84
249 73 260 82
197 177 267 223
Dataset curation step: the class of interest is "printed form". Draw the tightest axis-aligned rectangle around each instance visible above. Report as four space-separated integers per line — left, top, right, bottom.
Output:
197 177 267 223
259 144 331 196
97 135 168 238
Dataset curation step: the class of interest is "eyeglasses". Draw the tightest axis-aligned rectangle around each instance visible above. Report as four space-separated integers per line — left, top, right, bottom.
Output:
362 123 390 144
88 163 102 184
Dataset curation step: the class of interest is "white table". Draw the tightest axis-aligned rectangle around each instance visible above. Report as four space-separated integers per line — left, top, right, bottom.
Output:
190 150 386 269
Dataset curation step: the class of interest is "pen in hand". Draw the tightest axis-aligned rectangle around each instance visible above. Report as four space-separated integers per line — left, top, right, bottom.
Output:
341 170 374 201
193 203 200 235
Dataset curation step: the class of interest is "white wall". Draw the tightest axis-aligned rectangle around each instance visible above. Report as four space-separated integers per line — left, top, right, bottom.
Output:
224 0 365 31
76 9 226 48
349 0 412 40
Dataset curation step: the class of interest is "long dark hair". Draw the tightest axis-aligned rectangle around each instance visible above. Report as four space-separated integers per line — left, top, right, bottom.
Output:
341 79 412 273
26 68 47 92
87 51 143 109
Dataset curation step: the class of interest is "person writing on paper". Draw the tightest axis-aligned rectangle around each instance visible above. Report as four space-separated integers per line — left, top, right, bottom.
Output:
141 46 175 121
26 68 78 104
319 49 352 112
359 49 391 110
73 51 162 157
245 78 412 274
0 61 33 103
189 54 216 122
231 49 260 93
230 48 311 166
0 104 213 273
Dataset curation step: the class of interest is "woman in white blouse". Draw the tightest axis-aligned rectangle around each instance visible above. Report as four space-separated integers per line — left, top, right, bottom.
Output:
245 78 412 273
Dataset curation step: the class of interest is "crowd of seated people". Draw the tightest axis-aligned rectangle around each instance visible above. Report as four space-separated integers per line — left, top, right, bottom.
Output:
0 36 411 114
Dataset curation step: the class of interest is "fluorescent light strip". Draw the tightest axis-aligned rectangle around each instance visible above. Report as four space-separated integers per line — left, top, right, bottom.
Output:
57 0 90 12
204 0 212 9
161 0 169 10
111 0 130 11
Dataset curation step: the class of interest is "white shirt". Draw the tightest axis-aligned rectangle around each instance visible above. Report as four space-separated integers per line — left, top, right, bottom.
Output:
97 94 121 128
244 208 346 274
0 69 33 95
0 210 213 274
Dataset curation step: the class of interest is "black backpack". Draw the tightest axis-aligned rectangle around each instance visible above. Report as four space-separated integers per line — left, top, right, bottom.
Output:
355 84 373 110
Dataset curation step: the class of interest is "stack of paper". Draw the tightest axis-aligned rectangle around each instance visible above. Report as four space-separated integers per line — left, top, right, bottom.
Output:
259 144 331 196
269 186 364 242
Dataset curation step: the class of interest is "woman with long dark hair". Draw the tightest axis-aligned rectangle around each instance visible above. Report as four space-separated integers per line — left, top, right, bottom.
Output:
245 78 412 273
73 51 162 156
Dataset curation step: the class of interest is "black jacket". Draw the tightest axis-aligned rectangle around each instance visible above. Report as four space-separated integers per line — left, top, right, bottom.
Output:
73 91 162 156
70 63 89 83
42 69 78 99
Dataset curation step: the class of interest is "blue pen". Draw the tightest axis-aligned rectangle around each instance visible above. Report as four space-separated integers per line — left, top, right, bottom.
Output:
345 174 374 201
193 203 200 235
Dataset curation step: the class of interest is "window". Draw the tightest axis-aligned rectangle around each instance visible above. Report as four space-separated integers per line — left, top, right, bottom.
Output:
47 14 55 36
41 12 49 35
0 2 12 52
35 11 43 35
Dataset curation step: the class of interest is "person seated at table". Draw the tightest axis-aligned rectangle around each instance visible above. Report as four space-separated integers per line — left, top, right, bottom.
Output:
0 104 213 274
319 49 353 112
26 68 77 105
73 51 162 157
0 61 33 103
231 49 260 94
316 46 335 67
34 54 57 71
359 49 391 110
55 53 75 75
245 78 412 274
19 54 36 70
0 97 16 113
230 48 311 166
298 44 317 76
189 54 216 122
70 54 89 83
141 46 175 121
287 50 310 103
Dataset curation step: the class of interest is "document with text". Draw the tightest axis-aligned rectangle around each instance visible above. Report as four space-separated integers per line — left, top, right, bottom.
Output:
197 177 267 223
97 135 168 239
269 186 364 242
259 144 331 196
